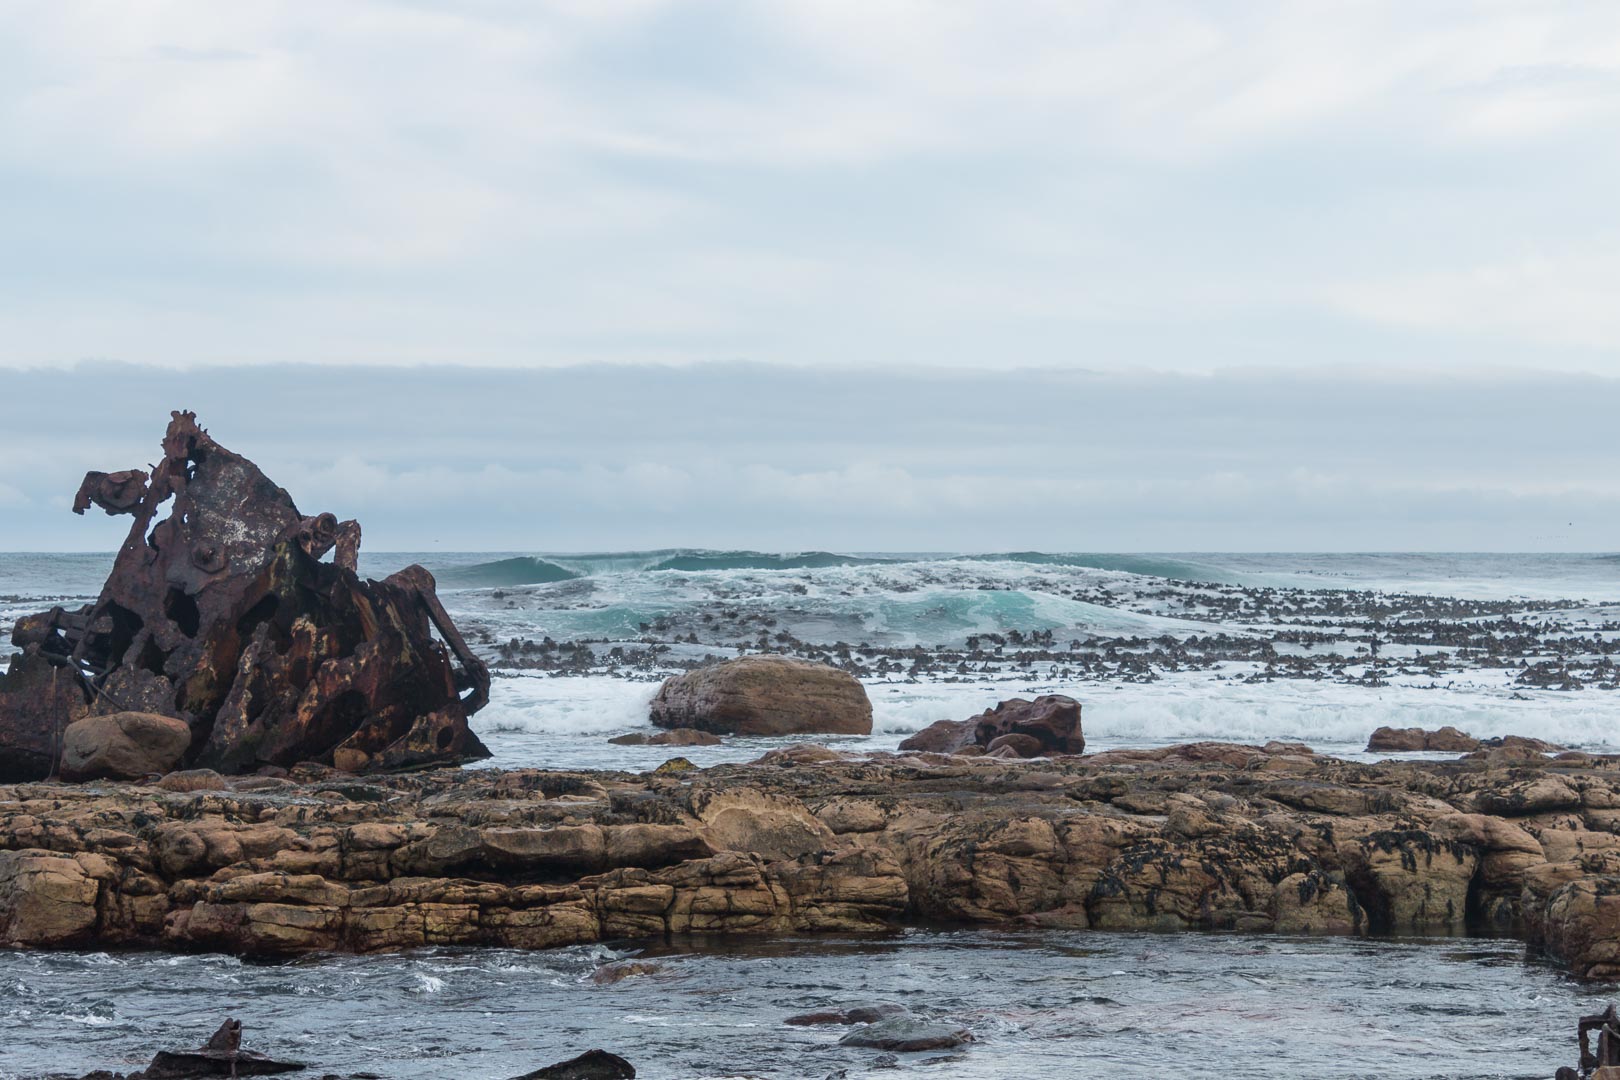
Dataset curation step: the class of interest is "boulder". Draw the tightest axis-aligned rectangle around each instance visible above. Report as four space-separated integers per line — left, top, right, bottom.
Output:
1365 726 1480 753
59 711 192 781
649 656 871 736
899 695 1083 757
510 1050 635 1079
838 1018 972 1052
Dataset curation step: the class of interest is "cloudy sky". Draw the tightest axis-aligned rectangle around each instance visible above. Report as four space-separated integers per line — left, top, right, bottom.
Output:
4 3 1620 550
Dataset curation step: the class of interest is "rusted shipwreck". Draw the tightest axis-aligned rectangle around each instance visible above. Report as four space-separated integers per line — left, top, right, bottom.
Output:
0 410 490 780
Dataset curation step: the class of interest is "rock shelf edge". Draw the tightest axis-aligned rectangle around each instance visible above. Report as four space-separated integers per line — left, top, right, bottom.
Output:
3 743 1620 983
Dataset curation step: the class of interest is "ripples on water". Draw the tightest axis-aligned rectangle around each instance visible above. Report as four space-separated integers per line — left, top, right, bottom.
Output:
0 932 1604 1079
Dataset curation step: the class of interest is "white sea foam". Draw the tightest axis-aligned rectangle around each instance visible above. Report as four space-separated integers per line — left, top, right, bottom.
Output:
472 670 1620 771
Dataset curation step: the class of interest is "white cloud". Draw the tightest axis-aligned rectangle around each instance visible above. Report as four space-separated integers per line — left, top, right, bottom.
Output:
1334 252 1620 350
3 2 1620 371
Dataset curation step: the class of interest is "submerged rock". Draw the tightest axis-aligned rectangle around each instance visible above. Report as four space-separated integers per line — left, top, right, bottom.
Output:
609 730 722 747
509 1049 635 1079
649 655 872 736
116 1018 305 1078
899 695 1083 757
786 1003 909 1026
838 1018 971 1052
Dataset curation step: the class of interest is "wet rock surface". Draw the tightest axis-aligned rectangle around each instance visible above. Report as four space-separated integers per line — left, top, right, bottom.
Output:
898 694 1084 757
649 655 872 736
0 411 490 780
3 743 1620 981
1367 725 1482 753
837 1017 972 1052
508 1049 635 1079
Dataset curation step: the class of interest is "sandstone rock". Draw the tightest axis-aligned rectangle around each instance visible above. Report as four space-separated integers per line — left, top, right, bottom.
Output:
691 788 835 860
59 711 192 781
898 695 1083 757
155 768 231 793
650 655 871 736
0 849 100 946
10 738 1620 983
1365 725 1480 753
838 1017 971 1052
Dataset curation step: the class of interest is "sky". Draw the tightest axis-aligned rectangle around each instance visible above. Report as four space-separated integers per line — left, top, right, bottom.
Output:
3 3 1620 550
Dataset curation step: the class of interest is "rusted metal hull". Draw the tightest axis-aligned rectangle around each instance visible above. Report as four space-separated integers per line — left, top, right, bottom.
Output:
0 411 490 779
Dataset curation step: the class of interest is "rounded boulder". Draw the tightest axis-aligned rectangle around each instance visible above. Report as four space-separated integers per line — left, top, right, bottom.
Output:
649 656 871 737
59 711 192 781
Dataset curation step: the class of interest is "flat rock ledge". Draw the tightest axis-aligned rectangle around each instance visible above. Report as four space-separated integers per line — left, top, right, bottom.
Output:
4 744 1620 981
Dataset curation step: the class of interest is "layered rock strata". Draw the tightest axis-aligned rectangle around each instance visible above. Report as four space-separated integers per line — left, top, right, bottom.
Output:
3 745 1620 980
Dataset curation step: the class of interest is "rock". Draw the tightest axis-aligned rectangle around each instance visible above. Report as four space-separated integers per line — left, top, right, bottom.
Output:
786 1003 909 1026
653 757 696 775
0 410 490 780
838 1018 972 1052
10 738 1620 985
134 1018 305 1078
751 744 854 766
155 768 230 793
0 849 100 946
985 733 1046 758
590 960 662 985
649 656 872 736
894 718 972 754
509 1050 635 1079
59 712 193 781
899 695 1083 757
1365 725 1480 753
610 730 722 747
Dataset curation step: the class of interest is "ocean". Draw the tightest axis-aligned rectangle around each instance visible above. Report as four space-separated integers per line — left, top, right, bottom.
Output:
12 549 1613 768
2 550 1616 1078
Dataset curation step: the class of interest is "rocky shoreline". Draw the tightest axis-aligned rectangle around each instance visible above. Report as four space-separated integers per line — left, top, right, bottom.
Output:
4 741 1620 983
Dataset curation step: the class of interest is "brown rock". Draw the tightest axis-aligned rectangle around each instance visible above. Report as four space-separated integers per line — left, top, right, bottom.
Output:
1365 725 1480 753
155 768 231 793
59 712 192 781
649 655 871 736
0 849 100 946
899 695 1083 756
610 730 722 747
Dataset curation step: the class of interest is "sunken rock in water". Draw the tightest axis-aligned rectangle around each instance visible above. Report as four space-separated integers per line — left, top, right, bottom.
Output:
509 1049 636 1079
838 1018 972 1052
59 711 192 781
786 1004 909 1026
0 410 490 779
1366 725 1481 753
608 729 723 747
898 695 1084 757
649 655 872 736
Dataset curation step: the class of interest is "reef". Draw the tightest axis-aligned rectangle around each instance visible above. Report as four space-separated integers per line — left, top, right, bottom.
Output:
0 411 490 782
4 744 1620 981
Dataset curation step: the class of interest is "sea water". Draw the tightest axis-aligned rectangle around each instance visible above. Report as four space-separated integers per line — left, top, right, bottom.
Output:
2 551 1618 1077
